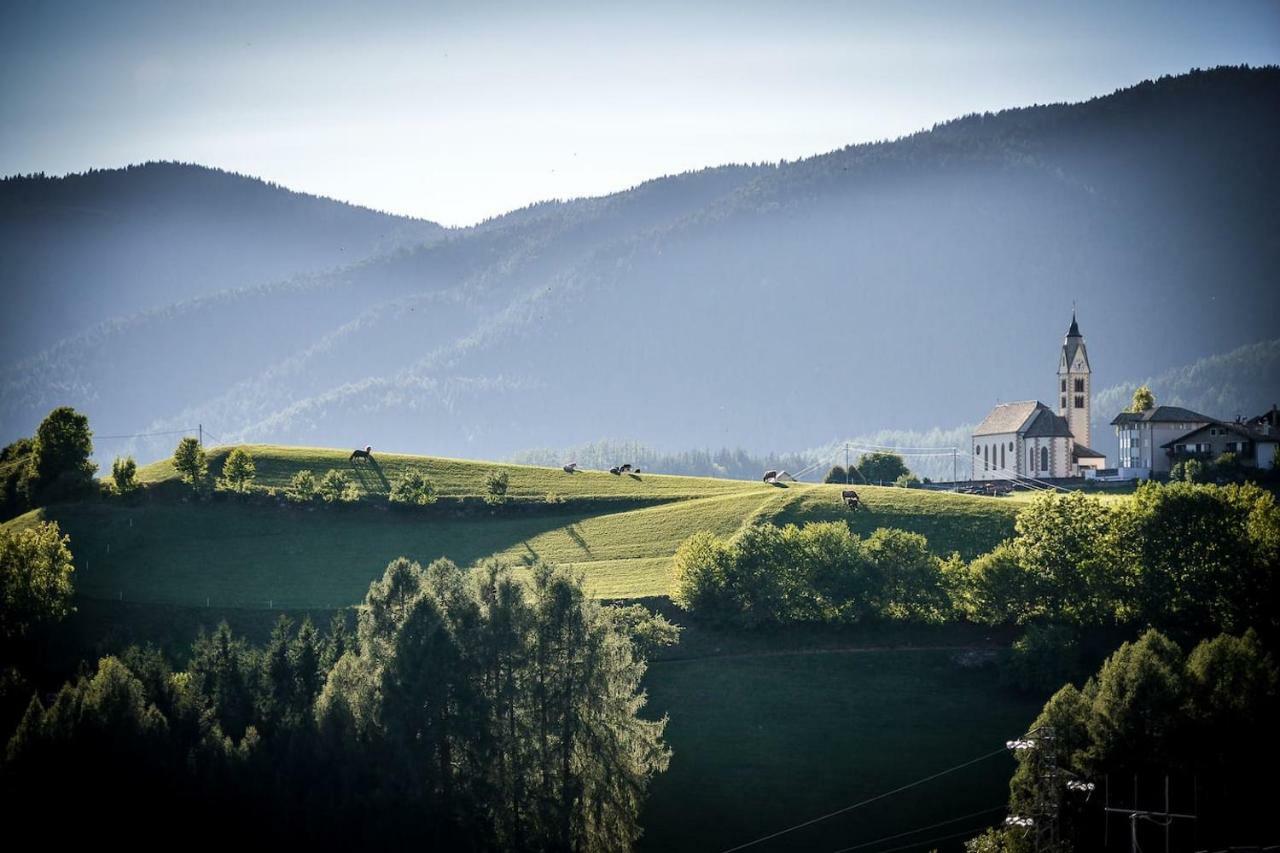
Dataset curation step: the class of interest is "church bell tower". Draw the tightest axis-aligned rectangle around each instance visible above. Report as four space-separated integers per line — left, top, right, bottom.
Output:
1057 310 1091 448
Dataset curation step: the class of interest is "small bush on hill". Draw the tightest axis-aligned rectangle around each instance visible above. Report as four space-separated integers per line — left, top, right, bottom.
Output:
484 469 509 505
823 465 848 484
318 469 357 503
172 437 208 490
389 470 436 506
111 456 139 495
286 469 317 503
217 448 256 493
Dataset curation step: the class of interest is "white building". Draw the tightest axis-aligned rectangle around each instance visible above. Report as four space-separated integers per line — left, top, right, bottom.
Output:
1109 405 1213 478
972 313 1106 480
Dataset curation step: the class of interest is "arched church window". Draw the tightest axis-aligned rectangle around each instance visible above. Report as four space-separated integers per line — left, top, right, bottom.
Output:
1040 446 1049 471
1074 378 1085 393
1000 445 1005 470
1061 379 1066 393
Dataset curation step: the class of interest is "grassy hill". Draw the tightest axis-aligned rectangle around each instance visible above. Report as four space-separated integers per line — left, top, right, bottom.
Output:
4 443 1046 851
6 444 1021 608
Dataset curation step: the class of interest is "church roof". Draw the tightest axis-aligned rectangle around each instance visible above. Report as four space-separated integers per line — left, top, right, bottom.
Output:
1067 312 1080 338
1110 405 1214 426
973 401 1042 436
1072 443 1106 459
974 401 1077 438
1022 407 1075 438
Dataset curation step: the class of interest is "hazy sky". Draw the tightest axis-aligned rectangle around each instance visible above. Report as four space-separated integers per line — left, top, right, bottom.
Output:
3 0 1278 225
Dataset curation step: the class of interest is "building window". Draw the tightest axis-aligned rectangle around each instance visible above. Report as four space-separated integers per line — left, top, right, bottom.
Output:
984 445 989 471
1009 441 1014 450
1060 379 1066 393
1074 395 1084 409
1000 445 1005 471
1040 446 1049 471
1061 396 1067 409
1074 378 1085 393
1028 448 1033 471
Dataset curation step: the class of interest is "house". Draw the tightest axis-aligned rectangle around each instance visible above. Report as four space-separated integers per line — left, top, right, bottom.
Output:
1162 417 1279 471
972 313 1106 480
1110 405 1214 478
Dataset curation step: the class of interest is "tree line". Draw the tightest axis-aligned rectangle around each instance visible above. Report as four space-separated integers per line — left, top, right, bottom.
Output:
1 556 678 849
674 482 1279 643
967 628 1279 852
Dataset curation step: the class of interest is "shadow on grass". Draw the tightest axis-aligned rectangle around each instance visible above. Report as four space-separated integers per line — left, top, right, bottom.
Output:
348 458 390 494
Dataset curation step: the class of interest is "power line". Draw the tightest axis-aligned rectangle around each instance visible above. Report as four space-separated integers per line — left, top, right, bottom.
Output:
719 745 1011 853
830 804 1007 853
854 825 997 853
94 428 199 440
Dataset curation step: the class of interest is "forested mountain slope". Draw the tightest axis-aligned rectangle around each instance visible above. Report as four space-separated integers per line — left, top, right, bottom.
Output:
0 162 444 361
2 67 1276 467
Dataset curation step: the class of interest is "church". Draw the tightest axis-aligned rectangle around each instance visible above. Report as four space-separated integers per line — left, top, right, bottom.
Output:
971 314 1107 480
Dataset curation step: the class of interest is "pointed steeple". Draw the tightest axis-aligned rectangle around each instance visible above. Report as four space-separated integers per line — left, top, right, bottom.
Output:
1058 306 1091 448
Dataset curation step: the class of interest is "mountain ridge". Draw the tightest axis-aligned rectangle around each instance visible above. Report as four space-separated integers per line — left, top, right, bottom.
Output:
3 66 1278 467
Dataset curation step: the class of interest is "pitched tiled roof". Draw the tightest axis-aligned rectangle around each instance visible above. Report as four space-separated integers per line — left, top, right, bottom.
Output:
1072 443 1106 459
973 401 1041 436
1110 405 1214 426
1160 420 1280 448
1023 407 1074 438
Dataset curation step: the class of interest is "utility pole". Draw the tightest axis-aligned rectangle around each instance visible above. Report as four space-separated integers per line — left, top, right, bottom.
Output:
198 423 203 448
845 443 850 485
952 447 957 489
1104 775 1195 853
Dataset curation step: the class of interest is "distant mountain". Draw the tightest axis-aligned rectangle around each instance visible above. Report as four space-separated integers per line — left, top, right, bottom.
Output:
2 67 1277 467
0 162 444 361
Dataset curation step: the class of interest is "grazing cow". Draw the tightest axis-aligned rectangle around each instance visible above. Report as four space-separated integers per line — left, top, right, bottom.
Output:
762 470 778 483
841 489 861 510
563 462 579 473
619 463 633 473
350 445 373 462
609 466 621 475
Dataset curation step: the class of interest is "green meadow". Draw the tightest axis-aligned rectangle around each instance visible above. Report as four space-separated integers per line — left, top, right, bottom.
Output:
6 445 1044 851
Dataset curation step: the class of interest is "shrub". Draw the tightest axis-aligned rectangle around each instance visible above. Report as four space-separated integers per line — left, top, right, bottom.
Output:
390 470 437 506
672 531 734 617
484 470 509 505
29 406 98 501
218 448 256 493
894 472 920 488
823 465 848 484
111 456 139 495
172 437 208 489
1 520 75 640
318 469 358 503
286 470 317 503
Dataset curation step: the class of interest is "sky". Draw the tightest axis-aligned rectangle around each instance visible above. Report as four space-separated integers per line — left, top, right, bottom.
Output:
2 0 1279 226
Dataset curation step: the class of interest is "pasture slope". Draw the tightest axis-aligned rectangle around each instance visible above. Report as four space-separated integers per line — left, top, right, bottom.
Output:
5 444 1020 608
5 445 1042 852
